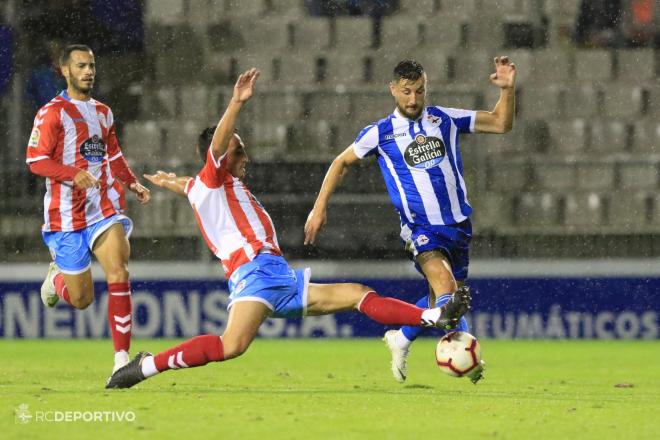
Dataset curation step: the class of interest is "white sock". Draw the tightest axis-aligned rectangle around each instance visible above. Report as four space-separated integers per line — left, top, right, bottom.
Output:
114 350 129 366
420 308 441 327
141 355 159 378
394 330 413 351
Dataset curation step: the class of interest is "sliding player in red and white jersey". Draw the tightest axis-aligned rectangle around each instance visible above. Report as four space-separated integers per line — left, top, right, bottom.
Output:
25 44 151 378
106 68 472 389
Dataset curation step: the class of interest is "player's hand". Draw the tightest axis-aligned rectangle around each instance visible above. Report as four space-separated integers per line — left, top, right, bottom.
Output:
304 208 327 246
129 181 151 205
143 171 175 188
232 68 260 103
489 56 516 89
73 169 100 189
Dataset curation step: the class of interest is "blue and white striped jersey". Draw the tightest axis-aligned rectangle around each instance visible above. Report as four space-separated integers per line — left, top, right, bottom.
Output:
352 106 476 226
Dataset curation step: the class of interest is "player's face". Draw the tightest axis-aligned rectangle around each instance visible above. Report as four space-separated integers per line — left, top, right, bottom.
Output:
62 50 96 93
227 136 249 179
390 74 427 120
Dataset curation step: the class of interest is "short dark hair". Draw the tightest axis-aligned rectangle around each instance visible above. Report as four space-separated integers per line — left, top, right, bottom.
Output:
393 59 424 82
59 44 93 66
197 127 242 163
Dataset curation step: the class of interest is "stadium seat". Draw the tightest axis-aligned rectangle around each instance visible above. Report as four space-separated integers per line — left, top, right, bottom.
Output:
379 17 422 52
519 85 564 119
631 120 660 154
334 16 374 49
303 91 351 122
229 17 293 51
323 52 371 86
452 51 494 86
563 192 606 228
486 160 530 192
254 91 303 124
561 84 603 118
291 18 332 50
180 85 211 122
262 0 305 17
514 192 561 229
575 50 614 82
163 120 204 164
528 50 573 83
619 161 659 190
532 161 577 191
396 0 440 16
590 120 631 154
146 0 184 25
606 191 653 231
481 129 525 156
351 92 397 121
122 121 164 164
576 161 615 191
617 49 656 82
470 191 514 232
602 86 647 118
548 118 589 154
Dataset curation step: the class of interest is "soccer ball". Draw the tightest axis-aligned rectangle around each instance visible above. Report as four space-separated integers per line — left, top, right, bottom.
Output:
435 331 481 377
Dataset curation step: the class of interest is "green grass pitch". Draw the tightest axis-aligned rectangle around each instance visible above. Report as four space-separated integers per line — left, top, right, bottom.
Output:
2 339 659 440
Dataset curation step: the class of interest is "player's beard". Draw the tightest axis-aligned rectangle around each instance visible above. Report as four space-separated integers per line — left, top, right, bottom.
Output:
71 77 94 95
397 103 423 120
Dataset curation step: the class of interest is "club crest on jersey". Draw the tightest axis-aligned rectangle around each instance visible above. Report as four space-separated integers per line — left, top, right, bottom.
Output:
404 135 446 169
28 128 40 148
234 279 247 294
416 234 429 246
80 135 106 162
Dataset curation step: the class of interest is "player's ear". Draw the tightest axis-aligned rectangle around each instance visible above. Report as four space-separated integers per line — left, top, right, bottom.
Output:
389 82 396 97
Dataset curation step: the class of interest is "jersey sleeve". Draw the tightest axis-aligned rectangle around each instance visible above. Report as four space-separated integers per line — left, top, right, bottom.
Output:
197 148 229 188
351 124 379 159
105 109 121 159
25 105 61 164
436 107 476 134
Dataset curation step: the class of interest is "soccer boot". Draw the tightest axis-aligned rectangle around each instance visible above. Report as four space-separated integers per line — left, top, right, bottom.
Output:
40 262 61 307
432 286 472 330
383 330 409 383
467 360 485 384
106 352 151 389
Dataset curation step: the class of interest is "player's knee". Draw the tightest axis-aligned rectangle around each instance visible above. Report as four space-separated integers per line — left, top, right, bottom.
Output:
222 337 252 360
71 293 94 309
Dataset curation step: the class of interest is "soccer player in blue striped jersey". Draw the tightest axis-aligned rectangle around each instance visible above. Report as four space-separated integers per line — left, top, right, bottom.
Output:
305 57 516 383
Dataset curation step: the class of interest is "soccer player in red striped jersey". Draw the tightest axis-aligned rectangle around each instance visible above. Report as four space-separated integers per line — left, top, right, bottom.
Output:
105 68 472 389
25 44 151 378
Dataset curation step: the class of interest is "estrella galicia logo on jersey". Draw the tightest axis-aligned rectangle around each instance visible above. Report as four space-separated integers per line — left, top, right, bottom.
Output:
79 135 106 162
403 135 446 169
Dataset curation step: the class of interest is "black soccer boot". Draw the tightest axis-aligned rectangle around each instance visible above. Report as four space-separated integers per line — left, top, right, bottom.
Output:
105 351 152 389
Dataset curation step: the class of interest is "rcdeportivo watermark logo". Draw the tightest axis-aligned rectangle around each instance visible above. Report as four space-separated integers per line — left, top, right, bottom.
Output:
15 404 136 424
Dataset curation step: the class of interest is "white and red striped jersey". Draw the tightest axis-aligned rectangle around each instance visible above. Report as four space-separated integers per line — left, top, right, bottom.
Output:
185 149 281 278
26 91 127 232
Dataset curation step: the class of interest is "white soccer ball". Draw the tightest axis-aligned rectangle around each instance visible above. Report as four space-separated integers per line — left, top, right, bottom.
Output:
435 331 481 378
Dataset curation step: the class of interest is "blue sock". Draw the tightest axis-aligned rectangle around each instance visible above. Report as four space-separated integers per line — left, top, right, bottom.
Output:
400 294 431 342
400 293 470 342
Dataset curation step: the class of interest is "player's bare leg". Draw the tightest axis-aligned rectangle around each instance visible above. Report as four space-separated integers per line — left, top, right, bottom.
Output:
93 223 133 373
306 282 461 327
106 301 270 389
384 251 471 382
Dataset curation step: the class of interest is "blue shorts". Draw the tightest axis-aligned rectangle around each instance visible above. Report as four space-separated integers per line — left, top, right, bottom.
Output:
227 253 311 319
42 214 133 275
400 219 472 281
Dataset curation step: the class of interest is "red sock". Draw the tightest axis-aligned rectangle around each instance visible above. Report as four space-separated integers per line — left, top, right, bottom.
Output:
54 273 73 305
153 335 224 372
358 291 423 326
108 282 132 353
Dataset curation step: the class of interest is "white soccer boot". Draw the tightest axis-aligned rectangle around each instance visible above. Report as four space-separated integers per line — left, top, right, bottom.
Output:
383 330 409 383
40 262 61 307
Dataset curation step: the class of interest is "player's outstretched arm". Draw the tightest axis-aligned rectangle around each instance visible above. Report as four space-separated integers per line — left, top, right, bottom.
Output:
475 56 516 134
143 171 191 197
304 145 360 245
209 68 260 160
